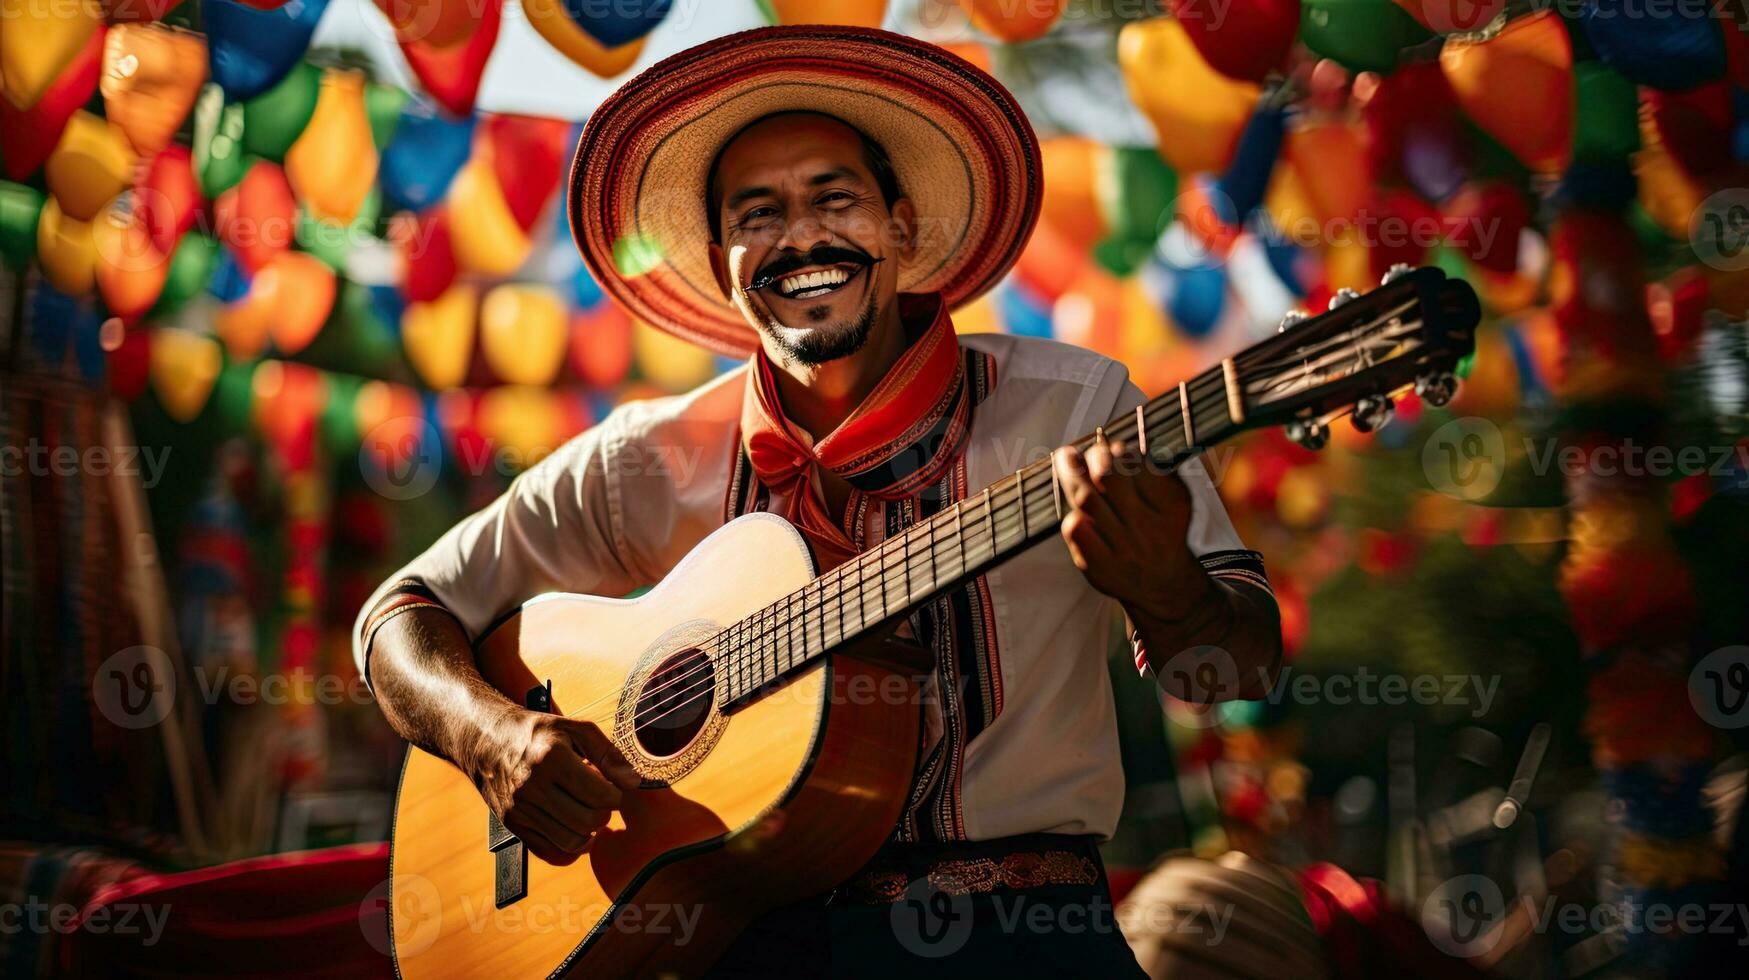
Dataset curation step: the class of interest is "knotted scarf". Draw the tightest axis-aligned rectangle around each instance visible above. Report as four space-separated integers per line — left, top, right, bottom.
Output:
737 293 972 570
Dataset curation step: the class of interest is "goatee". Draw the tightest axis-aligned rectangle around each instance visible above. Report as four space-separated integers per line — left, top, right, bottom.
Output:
767 291 878 366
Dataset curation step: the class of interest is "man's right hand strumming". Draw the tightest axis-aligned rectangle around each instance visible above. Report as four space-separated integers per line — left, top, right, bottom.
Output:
367 605 640 866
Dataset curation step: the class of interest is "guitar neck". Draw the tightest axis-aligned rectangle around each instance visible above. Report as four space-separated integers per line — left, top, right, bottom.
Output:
717 358 1248 712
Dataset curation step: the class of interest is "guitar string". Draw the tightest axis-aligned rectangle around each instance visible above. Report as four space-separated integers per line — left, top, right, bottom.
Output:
559 371 1238 731
600 373 1249 733
573 304 1436 737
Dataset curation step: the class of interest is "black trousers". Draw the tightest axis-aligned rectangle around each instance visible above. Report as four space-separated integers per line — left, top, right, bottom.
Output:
706 836 1148 978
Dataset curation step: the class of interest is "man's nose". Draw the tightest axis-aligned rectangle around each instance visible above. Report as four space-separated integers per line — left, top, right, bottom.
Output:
775 212 831 254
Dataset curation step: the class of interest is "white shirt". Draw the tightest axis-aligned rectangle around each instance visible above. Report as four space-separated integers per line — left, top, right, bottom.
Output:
355 331 1253 841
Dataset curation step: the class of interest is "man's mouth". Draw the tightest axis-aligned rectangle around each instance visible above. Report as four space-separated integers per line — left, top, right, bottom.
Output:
751 257 880 300
770 264 861 300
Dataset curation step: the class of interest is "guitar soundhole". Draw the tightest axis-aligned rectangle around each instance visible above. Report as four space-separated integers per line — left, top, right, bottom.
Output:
632 647 715 759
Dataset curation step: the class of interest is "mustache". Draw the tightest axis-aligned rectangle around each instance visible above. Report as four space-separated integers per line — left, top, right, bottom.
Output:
749 246 880 290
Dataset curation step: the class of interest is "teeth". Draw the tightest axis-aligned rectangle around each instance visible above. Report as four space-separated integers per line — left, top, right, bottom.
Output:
778 267 852 296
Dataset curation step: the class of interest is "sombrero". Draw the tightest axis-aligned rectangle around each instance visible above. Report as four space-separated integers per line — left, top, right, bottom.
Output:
568 25 1042 358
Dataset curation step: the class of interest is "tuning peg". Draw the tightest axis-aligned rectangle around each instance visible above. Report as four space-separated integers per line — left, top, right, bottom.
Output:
1380 263 1413 285
1327 287 1361 310
1286 419 1329 450
1277 309 1308 333
1415 371 1459 408
1350 395 1394 433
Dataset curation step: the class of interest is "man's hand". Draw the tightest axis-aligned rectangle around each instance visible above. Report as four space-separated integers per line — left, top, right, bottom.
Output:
1052 437 1209 619
473 709 643 866
1053 436 1283 700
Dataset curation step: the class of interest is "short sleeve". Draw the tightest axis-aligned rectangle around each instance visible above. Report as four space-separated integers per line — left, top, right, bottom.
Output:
351 410 650 682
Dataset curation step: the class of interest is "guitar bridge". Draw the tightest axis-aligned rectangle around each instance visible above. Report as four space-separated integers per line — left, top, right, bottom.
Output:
487 680 552 908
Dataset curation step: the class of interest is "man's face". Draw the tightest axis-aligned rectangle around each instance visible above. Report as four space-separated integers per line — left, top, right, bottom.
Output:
708 114 914 365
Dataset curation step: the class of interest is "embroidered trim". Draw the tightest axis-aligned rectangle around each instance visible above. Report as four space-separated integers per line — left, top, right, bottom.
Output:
840 850 1099 904
1198 549 1273 596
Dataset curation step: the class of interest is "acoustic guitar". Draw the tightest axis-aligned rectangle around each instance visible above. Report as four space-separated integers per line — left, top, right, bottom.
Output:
386 265 1479 977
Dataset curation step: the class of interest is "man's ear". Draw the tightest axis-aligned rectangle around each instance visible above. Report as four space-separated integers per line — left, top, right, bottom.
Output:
708 240 731 297
890 197 918 263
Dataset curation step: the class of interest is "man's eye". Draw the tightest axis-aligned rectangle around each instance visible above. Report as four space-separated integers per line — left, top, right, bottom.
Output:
818 191 852 206
739 206 777 224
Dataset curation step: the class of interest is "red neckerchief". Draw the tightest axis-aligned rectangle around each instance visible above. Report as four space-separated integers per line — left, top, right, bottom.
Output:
738 293 971 569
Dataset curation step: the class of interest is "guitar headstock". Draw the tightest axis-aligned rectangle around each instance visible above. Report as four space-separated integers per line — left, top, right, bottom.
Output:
1234 265 1480 447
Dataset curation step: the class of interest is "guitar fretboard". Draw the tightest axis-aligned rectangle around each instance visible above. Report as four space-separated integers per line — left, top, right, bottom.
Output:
714 359 1244 711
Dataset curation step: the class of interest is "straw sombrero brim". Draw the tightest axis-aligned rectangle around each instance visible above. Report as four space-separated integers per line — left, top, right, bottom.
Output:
569 25 1042 358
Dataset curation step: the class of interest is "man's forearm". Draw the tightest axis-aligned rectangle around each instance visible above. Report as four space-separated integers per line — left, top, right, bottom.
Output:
1127 575 1282 702
370 607 520 777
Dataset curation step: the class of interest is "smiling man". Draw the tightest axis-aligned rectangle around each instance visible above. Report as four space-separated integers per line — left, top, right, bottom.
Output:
356 25 1280 976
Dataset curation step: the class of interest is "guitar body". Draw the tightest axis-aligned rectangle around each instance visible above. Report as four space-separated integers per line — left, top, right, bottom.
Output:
388 513 924 978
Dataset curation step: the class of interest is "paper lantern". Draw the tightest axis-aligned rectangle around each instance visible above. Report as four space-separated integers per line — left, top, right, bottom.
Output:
265 251 338 355
205 0 329 101
378 102 474 212
1284 118 1369 224
0 0 102 111
371 0 478 48
1645 84 1731 178
1174 0 1298 82
1392 0 1504 34
94 197 170 319
770 0 886 26
569 301 633 388
1119 18 1259 175
1442 182 1527 274
285 70 379 224
1038 138 1108 253
150 328 223 422
0 181 45 268
0 25 102 182
100 24 206 155
996 277 1054 338
240 61 320 161
1099 146 1179 248
1012 219 1089 301
1052 265 1123 357
1300 0 1431 74
101 0 184 21
107 323 150 399
192 84 249 198
215 160 297 272
44 111 135 222
137 145 203 255
564 0 672 47
151 230 218 317
395 208 459 303
401 283 477 389
214 274 274 359
1362 61 1468 202
36 197 99 295
481 283 567 386
961 0 1062 41
633 318 716 389
398 0 501 117
1580 0 1724 91
446 158 531 276
480 114 570 232
478 386 564 467
1439 11 1573 175
1366 188 1438 280
365 83 409 148
296 187 380 270
525 0 647 77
